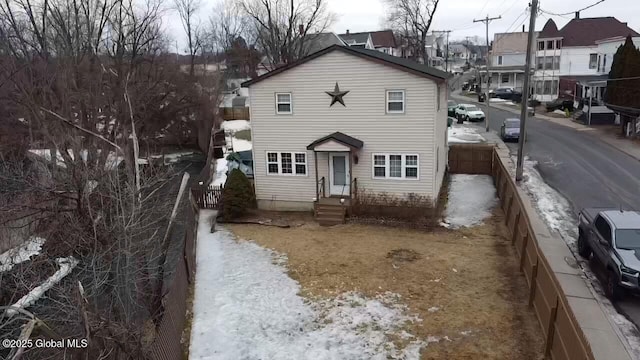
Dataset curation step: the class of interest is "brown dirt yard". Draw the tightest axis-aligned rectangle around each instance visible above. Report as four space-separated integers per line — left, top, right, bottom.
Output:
227 210 545 360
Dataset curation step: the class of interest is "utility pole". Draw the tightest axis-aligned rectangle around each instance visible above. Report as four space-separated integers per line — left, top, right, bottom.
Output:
515 0 538 182
474 14 501 132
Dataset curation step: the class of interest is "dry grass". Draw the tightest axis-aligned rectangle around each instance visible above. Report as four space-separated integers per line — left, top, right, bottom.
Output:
228 210 544 360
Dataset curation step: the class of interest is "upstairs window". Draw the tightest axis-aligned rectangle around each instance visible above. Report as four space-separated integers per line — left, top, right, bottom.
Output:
386 90 405 113
544 56 553 70
556 39 562 49
547 40 554 50
536 57 544 70
275 93 292 114
554 56 560 70
589 54 598 69
538 41 545 50
497 55 503 65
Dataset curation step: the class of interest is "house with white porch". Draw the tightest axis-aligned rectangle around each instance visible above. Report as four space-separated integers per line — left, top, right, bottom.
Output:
533 14 640 102
242 45 450 225
488 31 538 92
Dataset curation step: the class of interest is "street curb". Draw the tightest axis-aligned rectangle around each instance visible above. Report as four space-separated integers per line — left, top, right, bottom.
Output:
479 129 636 360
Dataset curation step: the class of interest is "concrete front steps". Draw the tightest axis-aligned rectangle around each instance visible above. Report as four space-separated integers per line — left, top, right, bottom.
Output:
315 203 347 226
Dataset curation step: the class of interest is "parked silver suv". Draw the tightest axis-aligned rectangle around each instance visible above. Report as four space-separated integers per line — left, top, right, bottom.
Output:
578 209 640 300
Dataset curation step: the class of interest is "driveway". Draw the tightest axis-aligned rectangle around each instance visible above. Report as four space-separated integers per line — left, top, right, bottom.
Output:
451 92 640 345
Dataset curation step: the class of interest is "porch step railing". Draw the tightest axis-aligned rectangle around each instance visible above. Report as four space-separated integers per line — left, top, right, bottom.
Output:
316 176 325 200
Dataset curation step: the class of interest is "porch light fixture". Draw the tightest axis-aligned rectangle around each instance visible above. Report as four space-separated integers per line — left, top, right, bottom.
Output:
312 197 317 202
340 198 345 204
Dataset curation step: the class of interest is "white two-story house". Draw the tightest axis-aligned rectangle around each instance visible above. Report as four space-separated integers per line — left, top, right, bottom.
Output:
533 14 640 102
242 45 450 221
488 31 538 91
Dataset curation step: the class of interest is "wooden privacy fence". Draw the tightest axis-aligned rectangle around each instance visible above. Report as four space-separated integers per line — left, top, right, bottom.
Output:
192 185 223 209
449 144 595 360
222 107 250 121
148 194 199 360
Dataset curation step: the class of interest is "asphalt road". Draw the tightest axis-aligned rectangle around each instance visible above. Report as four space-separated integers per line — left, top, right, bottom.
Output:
452 90 640 341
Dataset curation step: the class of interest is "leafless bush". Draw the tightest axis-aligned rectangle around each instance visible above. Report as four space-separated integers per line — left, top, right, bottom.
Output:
351 188 439 227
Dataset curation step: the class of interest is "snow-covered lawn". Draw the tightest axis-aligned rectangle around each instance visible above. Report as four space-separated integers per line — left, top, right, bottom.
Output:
448 126 486 144
443 175 497 229
231 138 252 152
190 210 426 360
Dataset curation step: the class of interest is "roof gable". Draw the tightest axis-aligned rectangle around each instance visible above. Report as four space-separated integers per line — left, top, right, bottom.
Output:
242 45 451 87
539 19 559 38
554 17 640 46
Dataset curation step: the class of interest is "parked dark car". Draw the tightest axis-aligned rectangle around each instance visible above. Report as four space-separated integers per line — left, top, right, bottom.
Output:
478 92 486 102
490 87 523 102
461 82 470 91
500 118 522 142
448 100 457 117
578 209 640 300
546 98 574 112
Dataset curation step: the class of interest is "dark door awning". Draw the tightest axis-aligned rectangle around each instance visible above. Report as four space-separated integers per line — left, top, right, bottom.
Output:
307 132 364 151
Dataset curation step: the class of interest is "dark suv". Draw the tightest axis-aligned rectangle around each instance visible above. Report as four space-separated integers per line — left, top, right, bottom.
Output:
490 87 522 102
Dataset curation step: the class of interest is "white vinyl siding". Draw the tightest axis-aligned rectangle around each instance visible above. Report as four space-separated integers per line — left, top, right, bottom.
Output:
275 93 292 114
372 154 419 180
386 90 405 113
265 151 307 176
249 51 443 208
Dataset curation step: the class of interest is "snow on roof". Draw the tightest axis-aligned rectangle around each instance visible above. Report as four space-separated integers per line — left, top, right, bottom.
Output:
443 174 497 229
190 212 428 359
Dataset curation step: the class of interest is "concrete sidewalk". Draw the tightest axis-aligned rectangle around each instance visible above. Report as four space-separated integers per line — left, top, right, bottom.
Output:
451 91 640 162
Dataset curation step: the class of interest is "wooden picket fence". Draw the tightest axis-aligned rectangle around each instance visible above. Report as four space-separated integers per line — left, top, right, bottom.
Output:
191 185 223 209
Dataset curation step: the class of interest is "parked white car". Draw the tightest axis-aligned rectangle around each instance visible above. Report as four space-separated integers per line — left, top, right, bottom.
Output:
455 104 486 122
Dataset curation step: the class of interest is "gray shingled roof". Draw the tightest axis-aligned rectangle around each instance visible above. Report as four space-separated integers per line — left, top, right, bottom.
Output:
242 45 451 87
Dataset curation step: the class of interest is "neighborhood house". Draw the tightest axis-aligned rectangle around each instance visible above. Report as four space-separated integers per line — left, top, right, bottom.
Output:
242 45 450 216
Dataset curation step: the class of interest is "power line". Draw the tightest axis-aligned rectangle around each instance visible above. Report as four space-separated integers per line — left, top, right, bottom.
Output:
473 14 502 133
541 0 606 16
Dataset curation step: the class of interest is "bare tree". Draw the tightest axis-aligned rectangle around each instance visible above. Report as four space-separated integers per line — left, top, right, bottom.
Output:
0 0 221 357
209 0 248 52
175 0 203 76
240 0 335 69
386 0 440 64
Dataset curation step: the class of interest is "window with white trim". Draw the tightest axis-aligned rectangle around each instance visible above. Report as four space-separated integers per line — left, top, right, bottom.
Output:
275 93 292 114
372 154 419 180
266 152 307 175
386 90 405 113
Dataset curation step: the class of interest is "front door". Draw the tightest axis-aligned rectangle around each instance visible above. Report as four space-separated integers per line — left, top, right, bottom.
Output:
329 153 350 196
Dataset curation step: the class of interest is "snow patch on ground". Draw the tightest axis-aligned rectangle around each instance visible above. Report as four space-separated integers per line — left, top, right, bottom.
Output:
5 257 78 317
0 237 46 273
448 126 486 144
444 174 497 229
190 210 427 360
489 98 508 103
518 157 577 243
221 120 250 133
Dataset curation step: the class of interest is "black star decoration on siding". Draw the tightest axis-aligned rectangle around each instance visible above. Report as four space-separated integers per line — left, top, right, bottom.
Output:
325 82 350 107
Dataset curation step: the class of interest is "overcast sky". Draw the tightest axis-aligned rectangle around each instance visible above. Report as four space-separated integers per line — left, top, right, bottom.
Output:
166 0 640 51
327 0 640 42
